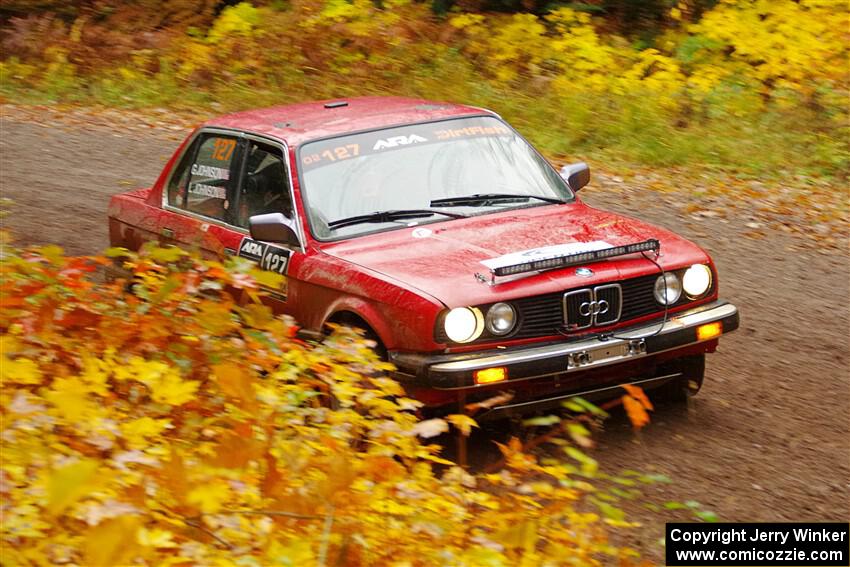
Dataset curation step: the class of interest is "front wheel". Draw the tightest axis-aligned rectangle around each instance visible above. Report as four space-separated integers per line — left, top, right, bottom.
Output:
654 354 705 403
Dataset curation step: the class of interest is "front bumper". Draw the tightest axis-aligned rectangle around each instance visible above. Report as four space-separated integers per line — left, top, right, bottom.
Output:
390 300 739 391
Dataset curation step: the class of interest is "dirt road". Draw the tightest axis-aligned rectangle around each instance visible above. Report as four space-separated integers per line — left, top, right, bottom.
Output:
2 107 848 559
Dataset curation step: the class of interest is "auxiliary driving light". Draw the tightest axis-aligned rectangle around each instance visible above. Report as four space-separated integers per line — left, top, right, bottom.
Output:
474 367 507 385
485 303 516 336
444 307 484 343
696 321 722 341
683 264 712 298
654 272 682 305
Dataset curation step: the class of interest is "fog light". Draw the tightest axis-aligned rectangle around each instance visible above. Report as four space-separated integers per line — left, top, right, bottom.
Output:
696 321 722 341
485 302 516 336
474 367 507 385
654 272 682 305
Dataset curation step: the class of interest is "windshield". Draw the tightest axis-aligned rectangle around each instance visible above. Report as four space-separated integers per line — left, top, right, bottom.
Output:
299 116 574 240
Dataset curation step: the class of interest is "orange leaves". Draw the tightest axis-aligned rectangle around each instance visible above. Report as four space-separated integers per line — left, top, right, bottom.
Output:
211 431 264 469
621 384 654 430
212 362 256 406
0 241 652 565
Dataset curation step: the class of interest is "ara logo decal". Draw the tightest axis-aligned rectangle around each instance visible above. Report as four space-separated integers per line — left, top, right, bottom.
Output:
372 134 428 151
239 238 266 261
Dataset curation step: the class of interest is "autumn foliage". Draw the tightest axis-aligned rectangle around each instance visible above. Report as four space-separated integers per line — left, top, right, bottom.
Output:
0 241 661 566
1 0 847 176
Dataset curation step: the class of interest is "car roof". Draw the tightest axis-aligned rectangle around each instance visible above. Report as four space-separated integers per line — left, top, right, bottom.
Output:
203 96 494 147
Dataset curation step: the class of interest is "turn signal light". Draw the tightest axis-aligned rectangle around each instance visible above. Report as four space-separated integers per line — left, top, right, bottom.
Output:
474 367 507 385
696 321 722 341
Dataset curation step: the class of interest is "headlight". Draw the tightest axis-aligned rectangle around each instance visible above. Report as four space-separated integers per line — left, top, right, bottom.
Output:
682 264 712 298
485 303 516 336
444 307 484 343
654 273 682 305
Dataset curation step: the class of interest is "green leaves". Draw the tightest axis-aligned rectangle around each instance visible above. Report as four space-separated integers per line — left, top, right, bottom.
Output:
562 396 609 418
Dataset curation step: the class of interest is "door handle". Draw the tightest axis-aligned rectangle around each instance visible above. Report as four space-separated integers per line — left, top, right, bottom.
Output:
161 228 174 238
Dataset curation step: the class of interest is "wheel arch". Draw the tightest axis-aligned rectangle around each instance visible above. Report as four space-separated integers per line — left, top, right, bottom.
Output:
324 308 389 358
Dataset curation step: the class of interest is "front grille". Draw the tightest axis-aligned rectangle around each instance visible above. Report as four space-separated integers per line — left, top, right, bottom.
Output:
435 271 702 344
512 273 678 339
563 289 593 330
593 283 622 325
562 285 622 330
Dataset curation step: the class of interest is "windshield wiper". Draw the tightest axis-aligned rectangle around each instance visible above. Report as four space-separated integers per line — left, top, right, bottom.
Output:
327 209 468 230
430 193 567 207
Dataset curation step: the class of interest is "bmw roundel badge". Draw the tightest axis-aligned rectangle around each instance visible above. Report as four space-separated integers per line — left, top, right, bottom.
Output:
576 267 593 277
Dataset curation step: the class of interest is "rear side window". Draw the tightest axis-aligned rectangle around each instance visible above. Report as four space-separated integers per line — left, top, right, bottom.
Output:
167 133 239 222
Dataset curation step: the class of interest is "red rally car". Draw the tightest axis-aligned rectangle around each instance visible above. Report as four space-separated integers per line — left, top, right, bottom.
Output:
108 97 739 419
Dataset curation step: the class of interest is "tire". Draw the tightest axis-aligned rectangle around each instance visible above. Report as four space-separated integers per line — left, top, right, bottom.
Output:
654 354 705 404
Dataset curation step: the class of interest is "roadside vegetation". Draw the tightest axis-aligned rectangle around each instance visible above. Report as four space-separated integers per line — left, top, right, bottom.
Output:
0 238 701 565
1 0 847 179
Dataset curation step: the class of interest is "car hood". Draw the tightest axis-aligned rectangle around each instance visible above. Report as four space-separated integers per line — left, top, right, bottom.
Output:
319 202 711 307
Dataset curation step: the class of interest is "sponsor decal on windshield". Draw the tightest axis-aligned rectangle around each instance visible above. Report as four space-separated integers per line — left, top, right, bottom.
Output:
435 125 509 139
372 134 428 150
299 118 513 172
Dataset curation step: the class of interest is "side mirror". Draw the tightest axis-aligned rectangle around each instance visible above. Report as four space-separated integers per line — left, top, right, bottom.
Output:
560 162 590 192
249 213 301 248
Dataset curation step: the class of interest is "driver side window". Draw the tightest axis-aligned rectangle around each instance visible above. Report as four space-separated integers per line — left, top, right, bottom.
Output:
234 140 293 229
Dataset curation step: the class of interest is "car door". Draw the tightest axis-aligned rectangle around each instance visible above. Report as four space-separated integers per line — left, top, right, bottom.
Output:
161 129 301 314
228 135 303 311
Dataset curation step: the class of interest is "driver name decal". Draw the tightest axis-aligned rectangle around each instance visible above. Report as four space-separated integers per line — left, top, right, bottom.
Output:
190 164 230 180
189 183 227 199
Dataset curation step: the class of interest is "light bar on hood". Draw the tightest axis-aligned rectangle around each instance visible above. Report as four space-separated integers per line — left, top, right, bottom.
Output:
489 239 660 277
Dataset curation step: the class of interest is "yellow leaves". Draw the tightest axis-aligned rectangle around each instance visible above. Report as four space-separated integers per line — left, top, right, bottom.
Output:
120 417 172 449
137 527 178 548
149 372 198 406
187 481 231 514
498 519 539 553
208 2 260 43
247 267 286 296
197 299 236 335
45 377 98 422
449 13 485 30
83 515 141 566
1 241 658 565
446 414 479 437
1 355 43 385
690 0 849 96
46 459 99 516
115 357 199 406
212 362 256 403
